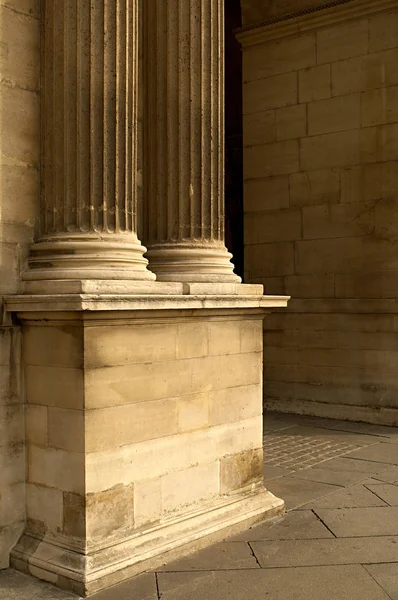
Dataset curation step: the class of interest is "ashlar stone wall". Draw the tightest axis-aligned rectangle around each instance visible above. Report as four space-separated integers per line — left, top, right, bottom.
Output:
0 0 40 565
240 0 398 424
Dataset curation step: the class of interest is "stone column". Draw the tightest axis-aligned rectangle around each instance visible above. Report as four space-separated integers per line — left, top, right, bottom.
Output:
24 0 155 284
144 0 241 283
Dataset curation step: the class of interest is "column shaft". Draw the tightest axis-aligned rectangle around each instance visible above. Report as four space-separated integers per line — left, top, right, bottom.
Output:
25 0 154 281
144 0 240 282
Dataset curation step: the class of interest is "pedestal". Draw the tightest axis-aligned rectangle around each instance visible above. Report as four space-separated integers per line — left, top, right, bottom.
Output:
5 291 288 596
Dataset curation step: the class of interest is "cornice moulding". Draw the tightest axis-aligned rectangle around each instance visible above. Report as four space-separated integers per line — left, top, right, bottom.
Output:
236 0 398 47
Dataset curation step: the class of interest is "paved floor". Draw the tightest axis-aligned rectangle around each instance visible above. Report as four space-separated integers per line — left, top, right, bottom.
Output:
2 411 398 599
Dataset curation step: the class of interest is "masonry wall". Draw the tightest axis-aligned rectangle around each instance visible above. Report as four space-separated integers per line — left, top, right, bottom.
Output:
0 0 40 565
241 1 398 424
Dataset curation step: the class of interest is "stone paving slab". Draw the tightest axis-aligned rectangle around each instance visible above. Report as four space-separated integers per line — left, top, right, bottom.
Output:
365 483 398 506
346 443 398 465
157 565 391 600
89 573 158 600
156 542 259 572
314 507 398 537
312 456 392 474
364 563 398 600
265 475 340 510
263 464 292 480
250 536 398 568
301 484 388 509
229 510 333 542
0 570 76 600
368 465 398 484
291 466 375 488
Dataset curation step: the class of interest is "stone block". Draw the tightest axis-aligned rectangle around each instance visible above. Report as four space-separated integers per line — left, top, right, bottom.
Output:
284 274 335 298
244 176 290 212
23 325 83 368
302 202 374 240
369 9 398 53
331 53 387 97
84 358 193 409
300 128 378 171
176 322 208 359
26 484 63 533
220 448 263 493
335 272 398 299
25 404 47 446
191 352 262 393
86 417 262 494
0 83 39 165
260 277 286 295
317 19 369 64
245 208 302 244
0 243 20 294
178 393 209 433
1 445 24 490
0 482 25 527
308 94 361 136
62 492 85 538
0 403 23 447
86 484 134 540
208 321 241 356
133 478 162 528
0 5 39 90
26 365 84 409
48 407 84 453
243 34 315 82
295 237 398 275
245 140 299 179
379 123 398 161
28 445 84 493
243 110 275 146
209 384 262 427
85 398 178 452
245 242 295 278
299 64 331 103
161 462 219 514
276 104 306 141
85 324 177 368
289 169 340 207
340 162 398 204
0 1 39 18
243 71 297 114
362 86 398 127
0 164 38 227
240 319 262 353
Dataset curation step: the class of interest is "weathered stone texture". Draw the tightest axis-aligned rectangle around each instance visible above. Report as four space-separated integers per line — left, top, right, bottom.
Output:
241 3 398 424
0 0 39 567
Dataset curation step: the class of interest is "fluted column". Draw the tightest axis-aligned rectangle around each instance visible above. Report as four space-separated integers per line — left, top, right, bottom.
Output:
24 0 154 282
144 0 241 283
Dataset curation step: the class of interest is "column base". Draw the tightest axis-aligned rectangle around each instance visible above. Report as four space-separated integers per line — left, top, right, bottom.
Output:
23 234 156 283
145 244 241 283
11 488 284 597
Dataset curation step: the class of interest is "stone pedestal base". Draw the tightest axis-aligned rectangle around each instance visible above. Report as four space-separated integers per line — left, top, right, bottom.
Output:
11 489 283 596
5 291 289 596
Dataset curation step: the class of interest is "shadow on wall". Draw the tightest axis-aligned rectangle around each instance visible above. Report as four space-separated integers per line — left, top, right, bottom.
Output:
0 0 40 566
